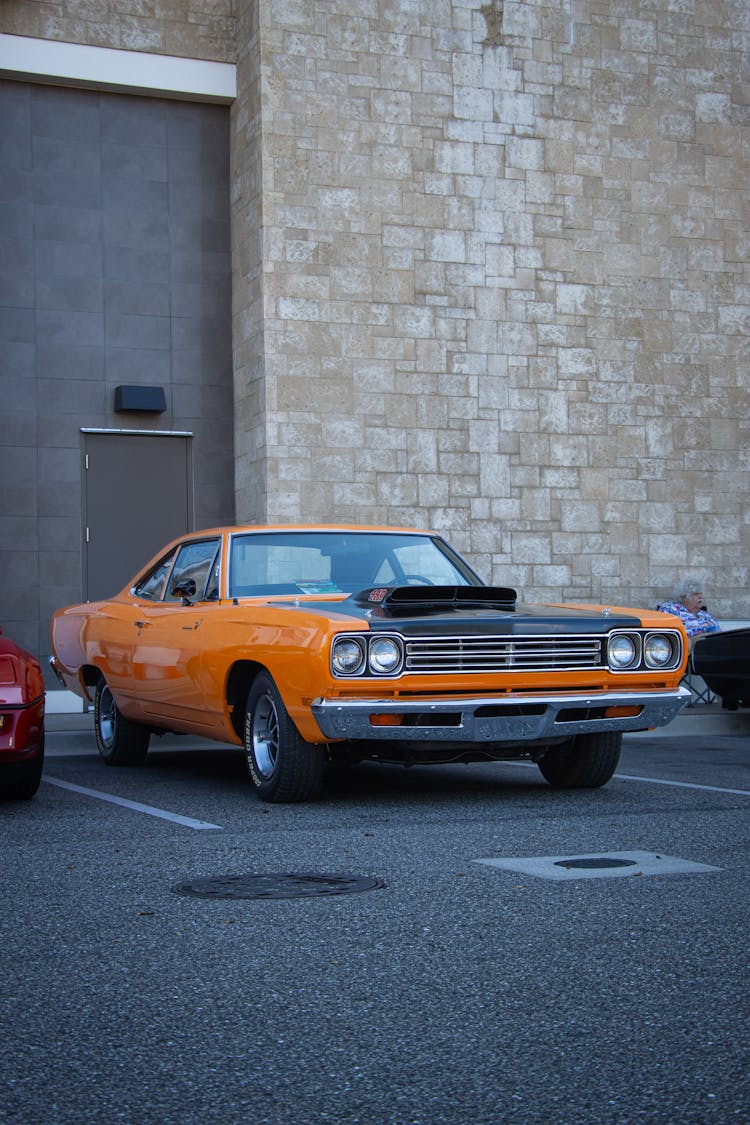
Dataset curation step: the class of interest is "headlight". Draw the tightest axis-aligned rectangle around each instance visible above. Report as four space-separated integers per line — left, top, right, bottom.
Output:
331 637 366 675
608 633 638 670
368 636 403 675
644 633 675 668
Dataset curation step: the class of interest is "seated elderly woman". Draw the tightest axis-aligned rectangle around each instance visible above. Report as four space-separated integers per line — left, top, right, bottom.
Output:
658 578 721 644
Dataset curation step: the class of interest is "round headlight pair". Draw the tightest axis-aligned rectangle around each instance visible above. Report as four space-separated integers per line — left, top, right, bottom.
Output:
331 634 403 677
607 631 678 671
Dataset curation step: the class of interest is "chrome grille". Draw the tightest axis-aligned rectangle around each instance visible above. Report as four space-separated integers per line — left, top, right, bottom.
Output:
403 634 605 674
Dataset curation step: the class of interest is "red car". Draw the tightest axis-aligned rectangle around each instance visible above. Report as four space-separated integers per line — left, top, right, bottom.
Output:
0 628 45 800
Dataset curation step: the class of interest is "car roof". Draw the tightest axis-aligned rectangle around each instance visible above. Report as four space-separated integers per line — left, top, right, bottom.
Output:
188 524 434 537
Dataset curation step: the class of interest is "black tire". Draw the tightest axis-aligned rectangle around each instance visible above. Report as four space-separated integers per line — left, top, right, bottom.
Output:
537 731 622 789
0 744 44 800
244 672 325 802
94 678 150 766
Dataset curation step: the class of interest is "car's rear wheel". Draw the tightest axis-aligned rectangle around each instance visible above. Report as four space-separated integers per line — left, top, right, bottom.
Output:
537 731 622 788
244 672 325 802
0 747 44 800
94 678 150 766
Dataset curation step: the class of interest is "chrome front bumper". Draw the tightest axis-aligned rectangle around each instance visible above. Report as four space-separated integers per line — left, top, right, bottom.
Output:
311 687 691 743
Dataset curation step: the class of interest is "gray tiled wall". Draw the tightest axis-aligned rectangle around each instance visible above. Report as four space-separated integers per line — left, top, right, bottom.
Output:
0 80 234 671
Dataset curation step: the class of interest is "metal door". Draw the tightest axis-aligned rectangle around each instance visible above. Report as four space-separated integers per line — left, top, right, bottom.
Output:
82 431 193 601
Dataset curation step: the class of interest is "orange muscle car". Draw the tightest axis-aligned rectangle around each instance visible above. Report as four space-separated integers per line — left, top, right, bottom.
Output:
50 525 690 802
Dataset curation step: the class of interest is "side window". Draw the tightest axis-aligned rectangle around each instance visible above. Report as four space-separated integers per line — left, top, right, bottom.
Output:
167 539 221 602
133 550 177 601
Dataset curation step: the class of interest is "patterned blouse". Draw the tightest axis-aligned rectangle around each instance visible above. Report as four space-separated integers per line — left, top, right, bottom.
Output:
657 601 721 637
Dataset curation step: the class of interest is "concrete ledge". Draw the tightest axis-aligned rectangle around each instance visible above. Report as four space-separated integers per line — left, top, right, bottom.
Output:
46 690 88 714
0 34 236 103
46 710 93 732
631 704 750 738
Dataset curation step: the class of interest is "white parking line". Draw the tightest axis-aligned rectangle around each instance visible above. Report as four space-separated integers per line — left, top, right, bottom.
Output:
44 776 222 829
614 773 750 797
503 760 750 796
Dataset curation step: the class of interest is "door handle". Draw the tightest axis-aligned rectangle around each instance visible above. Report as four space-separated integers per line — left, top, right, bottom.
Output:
134 620 150 629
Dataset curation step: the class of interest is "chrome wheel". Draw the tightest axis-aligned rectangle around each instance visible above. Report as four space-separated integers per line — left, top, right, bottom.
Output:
97 683 116 749
93 678 150 766
251 690 279 779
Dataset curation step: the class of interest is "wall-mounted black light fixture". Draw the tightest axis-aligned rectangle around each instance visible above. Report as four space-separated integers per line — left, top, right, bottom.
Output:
114 385 167 413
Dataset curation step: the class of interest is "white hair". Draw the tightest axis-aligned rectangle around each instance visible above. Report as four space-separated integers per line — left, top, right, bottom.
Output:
676 576 704 599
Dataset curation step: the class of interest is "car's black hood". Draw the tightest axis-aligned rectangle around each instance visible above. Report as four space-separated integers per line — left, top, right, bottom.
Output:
293 585 642 635
692 627 750 675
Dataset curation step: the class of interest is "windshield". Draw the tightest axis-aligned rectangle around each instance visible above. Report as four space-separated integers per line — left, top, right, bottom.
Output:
228 531 480 598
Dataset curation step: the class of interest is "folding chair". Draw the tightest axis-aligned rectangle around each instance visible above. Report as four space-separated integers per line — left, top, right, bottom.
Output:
682 656 716 707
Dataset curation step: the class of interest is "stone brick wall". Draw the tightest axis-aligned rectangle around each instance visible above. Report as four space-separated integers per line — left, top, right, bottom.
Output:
240 0 749 615
230 0 267 525
4 0 749 618
1 0 235 61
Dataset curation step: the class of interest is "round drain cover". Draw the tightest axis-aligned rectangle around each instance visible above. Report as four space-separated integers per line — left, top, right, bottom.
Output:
554 857 638 870
172 873 385 900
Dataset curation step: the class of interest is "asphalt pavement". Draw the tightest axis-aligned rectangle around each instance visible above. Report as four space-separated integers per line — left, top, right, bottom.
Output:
1 706 748 1125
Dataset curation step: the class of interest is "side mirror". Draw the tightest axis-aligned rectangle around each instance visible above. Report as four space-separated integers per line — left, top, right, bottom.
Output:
171 578 197 605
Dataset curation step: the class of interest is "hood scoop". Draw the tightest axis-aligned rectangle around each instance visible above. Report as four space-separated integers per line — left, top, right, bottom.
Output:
349 585 517 614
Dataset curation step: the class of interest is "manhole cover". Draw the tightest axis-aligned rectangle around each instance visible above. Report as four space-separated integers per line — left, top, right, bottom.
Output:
554 857 638 870
172 873 386 900
475 850 722 881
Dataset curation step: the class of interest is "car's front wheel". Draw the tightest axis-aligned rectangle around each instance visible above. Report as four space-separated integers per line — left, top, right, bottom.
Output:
94 678 150 766
244 672 325 802
537 731 622 788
